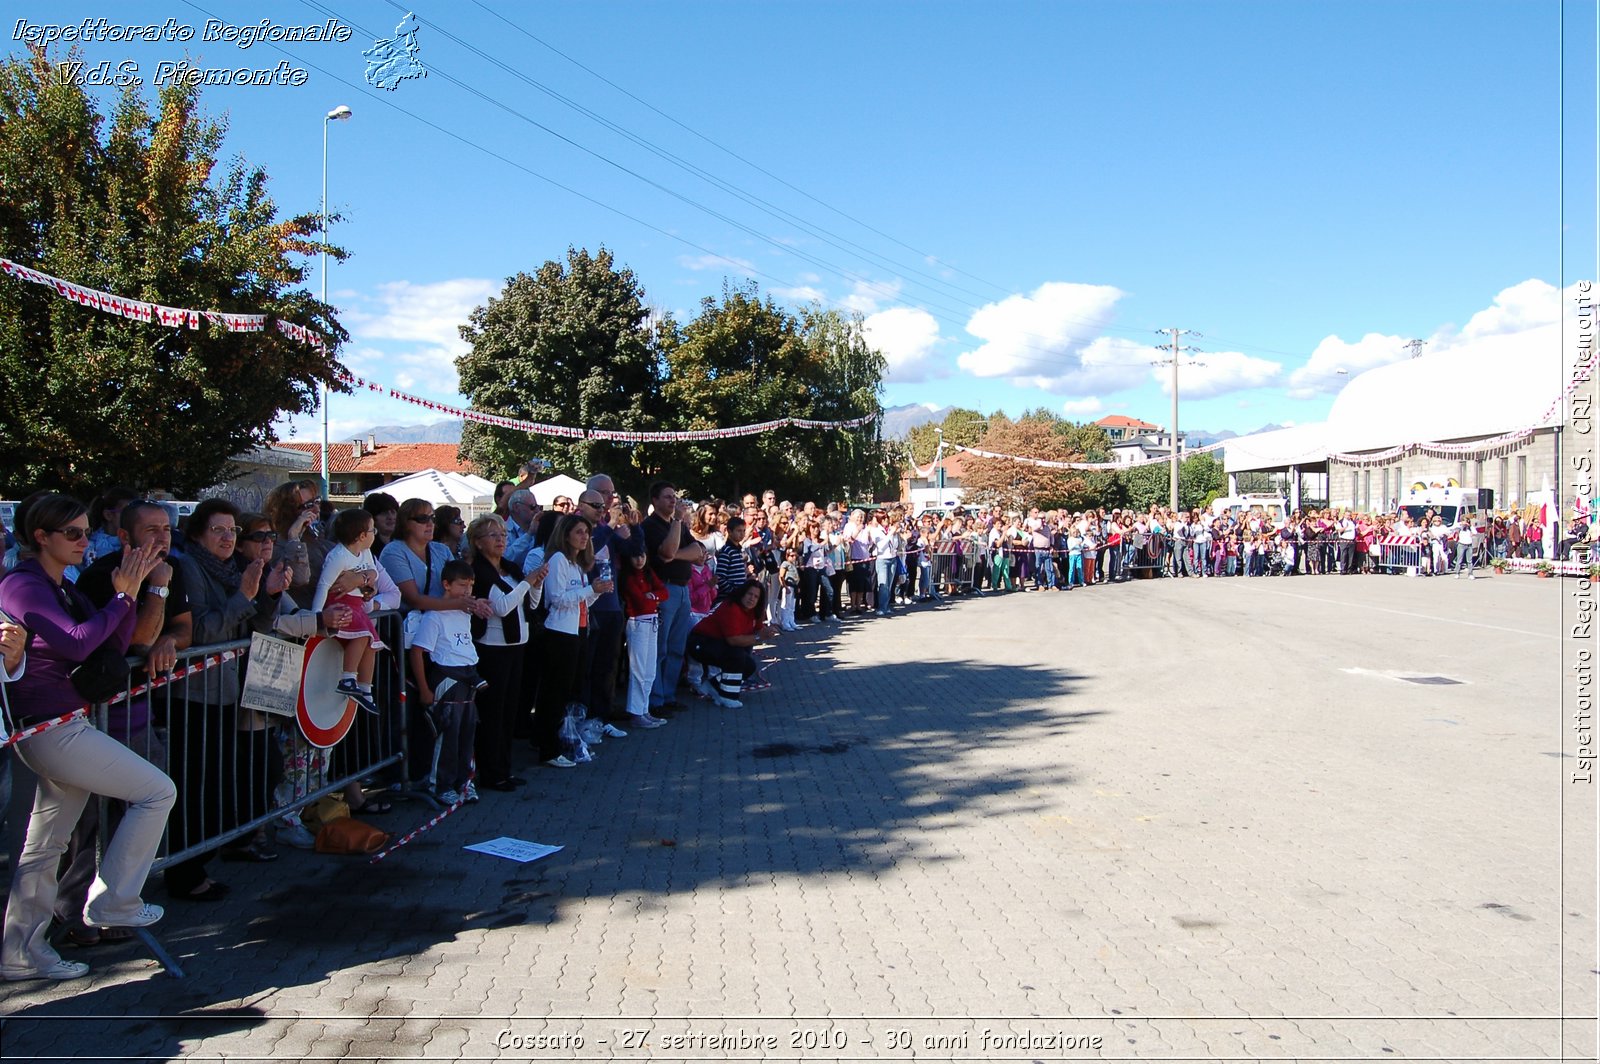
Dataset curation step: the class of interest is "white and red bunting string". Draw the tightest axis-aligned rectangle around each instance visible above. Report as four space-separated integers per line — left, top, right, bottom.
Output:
335 369 877 443
0 256 317 348
950 440 1226 472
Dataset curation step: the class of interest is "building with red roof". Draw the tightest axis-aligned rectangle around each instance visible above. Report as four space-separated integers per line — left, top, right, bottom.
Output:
277 438 480 497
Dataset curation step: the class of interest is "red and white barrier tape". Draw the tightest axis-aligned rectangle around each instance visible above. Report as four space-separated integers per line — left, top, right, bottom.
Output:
0 708 89 749
0 647 243 748
370 771 473 864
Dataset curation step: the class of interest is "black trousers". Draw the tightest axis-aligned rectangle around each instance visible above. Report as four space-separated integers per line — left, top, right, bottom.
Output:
474 642 524 785
535 630 585 761
688 633 756 676
581 610 624 720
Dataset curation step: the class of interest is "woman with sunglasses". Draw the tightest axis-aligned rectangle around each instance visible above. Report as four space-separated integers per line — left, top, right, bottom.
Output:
265 480 331 608
0 493 173 982
433 506 467 558
379 500 487 621
465 514 546 785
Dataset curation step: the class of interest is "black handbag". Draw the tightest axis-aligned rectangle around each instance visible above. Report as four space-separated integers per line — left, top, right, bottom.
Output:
70 642 132 703
57 582 131 703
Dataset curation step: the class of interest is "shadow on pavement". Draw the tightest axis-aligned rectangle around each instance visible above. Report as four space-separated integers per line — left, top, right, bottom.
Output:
0 612 1100 1058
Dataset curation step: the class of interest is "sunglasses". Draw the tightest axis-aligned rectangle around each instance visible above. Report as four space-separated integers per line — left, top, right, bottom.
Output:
244 530 278 543
411 514 435 523
47 526 90 542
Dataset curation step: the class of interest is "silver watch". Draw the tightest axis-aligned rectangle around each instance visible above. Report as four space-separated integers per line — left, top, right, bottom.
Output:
146 585 170 599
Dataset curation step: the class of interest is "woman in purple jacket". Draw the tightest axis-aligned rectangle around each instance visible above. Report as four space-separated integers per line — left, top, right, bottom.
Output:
0 494 173 982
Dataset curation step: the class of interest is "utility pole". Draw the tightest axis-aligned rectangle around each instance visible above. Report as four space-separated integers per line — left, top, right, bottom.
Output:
1404 339 1427 359
1153 329 1203 511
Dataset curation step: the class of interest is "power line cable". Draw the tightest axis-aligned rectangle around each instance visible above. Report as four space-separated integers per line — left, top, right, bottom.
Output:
383 0 1006 313
463 0 1017 300
180 0 1311 384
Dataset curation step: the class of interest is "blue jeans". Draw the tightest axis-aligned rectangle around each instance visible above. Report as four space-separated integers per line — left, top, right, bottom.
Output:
1068 554 1084 586
1034 550 1054 587
875 556 898 614
651 583 691 708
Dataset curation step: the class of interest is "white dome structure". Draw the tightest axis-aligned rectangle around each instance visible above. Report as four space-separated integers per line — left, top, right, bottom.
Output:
1324 322 1574 453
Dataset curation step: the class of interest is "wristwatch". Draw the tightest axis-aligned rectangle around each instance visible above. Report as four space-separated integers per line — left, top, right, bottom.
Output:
146 586 170 599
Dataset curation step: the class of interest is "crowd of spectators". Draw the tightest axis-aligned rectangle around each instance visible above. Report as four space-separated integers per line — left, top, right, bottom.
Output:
0 469 1588 984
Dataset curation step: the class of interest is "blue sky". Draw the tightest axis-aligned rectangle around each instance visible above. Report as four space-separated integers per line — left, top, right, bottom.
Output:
11 0 1597 442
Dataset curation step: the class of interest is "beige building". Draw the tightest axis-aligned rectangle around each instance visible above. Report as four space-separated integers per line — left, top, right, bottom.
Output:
1226 317 1587 516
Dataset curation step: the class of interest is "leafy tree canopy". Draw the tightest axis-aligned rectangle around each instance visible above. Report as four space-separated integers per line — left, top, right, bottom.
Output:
0 47 348 497
659 286 890 502
455 245 664 484
905 406 986 466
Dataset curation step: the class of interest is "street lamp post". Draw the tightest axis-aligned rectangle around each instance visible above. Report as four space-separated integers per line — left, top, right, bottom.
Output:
320 104 352 499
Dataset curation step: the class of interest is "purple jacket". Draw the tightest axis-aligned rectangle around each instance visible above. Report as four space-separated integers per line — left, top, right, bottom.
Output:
0 558 136 721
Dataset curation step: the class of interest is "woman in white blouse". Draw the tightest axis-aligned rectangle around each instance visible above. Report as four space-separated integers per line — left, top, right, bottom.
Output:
465 515 545 791
534 514 613 768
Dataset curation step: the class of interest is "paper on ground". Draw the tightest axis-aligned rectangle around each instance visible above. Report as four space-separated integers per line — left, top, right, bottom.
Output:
465 837 564 863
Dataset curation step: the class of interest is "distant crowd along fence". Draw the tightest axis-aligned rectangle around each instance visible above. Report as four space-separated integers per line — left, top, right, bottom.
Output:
901 532 1489 585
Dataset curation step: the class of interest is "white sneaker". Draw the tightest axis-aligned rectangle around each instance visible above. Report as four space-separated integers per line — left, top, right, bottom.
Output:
711 692 743 709
2 958 90 981
84 901 162 929
690 676 717 700
601 722 628 738
436 788 461 806
545 755 576 768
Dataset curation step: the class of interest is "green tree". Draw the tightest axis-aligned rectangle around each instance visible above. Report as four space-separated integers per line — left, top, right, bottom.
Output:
455 246 664 483
906 406 986 466
660 284 888 502
0 48 348 497
1180 452 1227 509
1112 451 1227 512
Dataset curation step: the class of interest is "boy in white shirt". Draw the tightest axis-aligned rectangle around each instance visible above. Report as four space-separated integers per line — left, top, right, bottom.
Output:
409 561 483 806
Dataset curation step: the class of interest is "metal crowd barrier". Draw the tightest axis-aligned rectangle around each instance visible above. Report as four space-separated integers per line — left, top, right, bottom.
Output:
1378 541 1423 574
90 610 408 875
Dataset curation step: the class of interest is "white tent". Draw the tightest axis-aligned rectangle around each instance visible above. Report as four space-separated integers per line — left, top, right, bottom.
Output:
530 474 587 506
369 469 496 507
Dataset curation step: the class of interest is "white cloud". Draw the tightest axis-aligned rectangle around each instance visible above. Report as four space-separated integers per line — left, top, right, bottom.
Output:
957 283 1153 394
1442 278 1563 347
861 306 943 383
678 253 757 273
1155 349 1282 399
1286 279 1576 399
774 284 827 304
344 278 498 355
1287 332 1405 398
1060 396 1103 416
842 278 902 315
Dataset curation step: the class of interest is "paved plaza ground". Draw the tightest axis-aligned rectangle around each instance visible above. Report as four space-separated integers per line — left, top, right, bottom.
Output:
2 570 1595 1062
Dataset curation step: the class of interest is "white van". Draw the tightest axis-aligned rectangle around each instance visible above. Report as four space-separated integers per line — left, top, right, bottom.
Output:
1399 486 1484 527
1210 493 1290 523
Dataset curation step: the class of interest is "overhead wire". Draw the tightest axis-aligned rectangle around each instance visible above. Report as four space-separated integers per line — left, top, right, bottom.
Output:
282 1 1168 376
462 0 1017 301
181 0 1318 383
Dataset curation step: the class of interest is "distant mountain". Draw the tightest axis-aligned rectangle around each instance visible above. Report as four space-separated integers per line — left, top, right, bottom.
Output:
1185 423 1286 448
346 420 464 444
882 403 952 439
